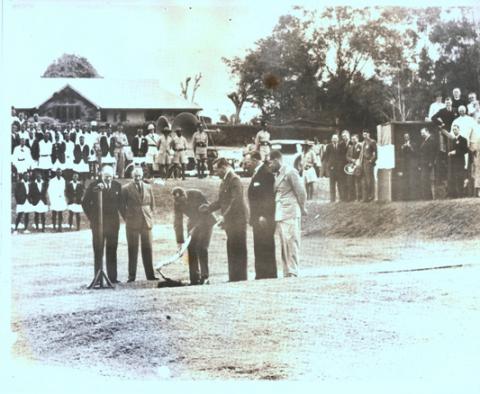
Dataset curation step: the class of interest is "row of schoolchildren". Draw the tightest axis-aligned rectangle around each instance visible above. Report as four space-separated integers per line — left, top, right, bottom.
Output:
11 121 127 181
13 169 84 233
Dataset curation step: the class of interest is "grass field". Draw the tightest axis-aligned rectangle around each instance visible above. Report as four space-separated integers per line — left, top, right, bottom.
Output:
9 176 480 384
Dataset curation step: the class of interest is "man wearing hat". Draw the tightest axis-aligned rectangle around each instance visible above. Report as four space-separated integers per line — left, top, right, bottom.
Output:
191 123 209 178
156 127 173 179
172 187 216 285
171 127 188 180
255 121 271 160
144 123 160 177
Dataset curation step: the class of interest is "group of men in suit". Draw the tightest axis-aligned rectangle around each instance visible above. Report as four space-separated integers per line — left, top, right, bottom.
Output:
323 129 377 203
172 150 306 285
82 165 157 284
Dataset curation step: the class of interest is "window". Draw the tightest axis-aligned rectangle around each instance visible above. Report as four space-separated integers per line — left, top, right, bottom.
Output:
55 105 81 122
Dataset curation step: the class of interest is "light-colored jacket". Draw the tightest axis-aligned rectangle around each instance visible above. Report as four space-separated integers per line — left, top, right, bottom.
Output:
274 165 306 221
121 181 155 230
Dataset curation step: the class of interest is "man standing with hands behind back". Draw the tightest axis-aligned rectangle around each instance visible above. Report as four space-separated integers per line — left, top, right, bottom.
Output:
200 158 248 282
122 167 158 282
245 151 277 280
82 165 124 284
269 150 306 278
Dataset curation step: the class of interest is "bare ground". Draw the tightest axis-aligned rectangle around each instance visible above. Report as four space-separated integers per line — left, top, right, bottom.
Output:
8 177 480 383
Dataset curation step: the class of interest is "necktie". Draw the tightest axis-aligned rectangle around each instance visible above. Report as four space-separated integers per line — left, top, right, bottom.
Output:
136 182 142 194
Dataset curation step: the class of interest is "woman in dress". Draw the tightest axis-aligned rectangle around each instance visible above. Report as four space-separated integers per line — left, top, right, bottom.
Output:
66 172 85 231
30 172 49 232
13 172 33 233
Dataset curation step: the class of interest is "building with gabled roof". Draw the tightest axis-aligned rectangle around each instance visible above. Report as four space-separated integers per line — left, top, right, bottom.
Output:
13 78 202 124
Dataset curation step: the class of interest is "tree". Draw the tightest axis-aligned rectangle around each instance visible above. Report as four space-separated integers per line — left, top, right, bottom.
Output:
180 73 202 102
42 54 101 78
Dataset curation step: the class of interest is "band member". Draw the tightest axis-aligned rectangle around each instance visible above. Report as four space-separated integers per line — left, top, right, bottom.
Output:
361 130 377 202
269 150 306 277
73 135 90 181
171 127 188 180
301 142 317 200
12 138 32 179
418 128 436 200
398 133 419 201
66 172 84 231
144 123 160 177
51 133 66 171
113 123 128 178
245 151 277 280
448 124 469 198
14 172 33 233
49 168 67 232
156 127 173 179
99 126 116 169
82 165 124 284
346 134 363 201
63 132 75 181
200 158 248 282
255 121 271 160
132 128 148 158
38 132 53 179
172 187 216 285
30 172 48 232
324 134 343 202
121 167 157 282
192 123 209 178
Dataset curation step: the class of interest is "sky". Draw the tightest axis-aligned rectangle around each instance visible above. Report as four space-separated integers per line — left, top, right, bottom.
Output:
4 0 480 122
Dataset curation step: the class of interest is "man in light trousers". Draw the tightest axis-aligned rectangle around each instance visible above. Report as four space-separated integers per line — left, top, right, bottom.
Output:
269 150 307 277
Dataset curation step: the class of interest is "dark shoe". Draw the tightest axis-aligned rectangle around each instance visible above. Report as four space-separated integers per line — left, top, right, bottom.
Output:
199 278 210 285
113 280 121 284
147 276 159 281
127 279 135 283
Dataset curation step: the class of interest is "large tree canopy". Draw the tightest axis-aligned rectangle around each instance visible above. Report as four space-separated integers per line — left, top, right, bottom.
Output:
42 54 101 78
224 6 480 130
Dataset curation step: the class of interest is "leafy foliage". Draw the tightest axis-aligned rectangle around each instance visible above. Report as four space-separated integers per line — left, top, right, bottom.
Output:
42 54 101 78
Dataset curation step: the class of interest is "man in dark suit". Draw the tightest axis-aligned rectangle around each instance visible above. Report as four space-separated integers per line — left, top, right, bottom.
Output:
121 166 157 282
399 133 419 201
448 124 469 198
172 187 217 285
418 128 437 200
201 158 248 282
346 134 363 201
131 128 148 158
324 134 344 202
338 130 353 201
245 151 277 280
82 165 124 284
361 130 377 202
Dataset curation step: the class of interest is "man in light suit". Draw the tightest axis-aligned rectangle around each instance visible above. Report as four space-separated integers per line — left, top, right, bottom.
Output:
201 158 248 282
121 167 158 282
269 150 307 277
245 151 277 279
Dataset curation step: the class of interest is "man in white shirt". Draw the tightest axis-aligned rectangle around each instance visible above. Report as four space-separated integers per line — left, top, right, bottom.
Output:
427 92 445 121
451 105 476 143
467 92 480 120
255 121 271 160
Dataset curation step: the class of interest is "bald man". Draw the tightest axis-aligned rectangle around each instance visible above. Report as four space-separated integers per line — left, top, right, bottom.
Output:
82 165 124 284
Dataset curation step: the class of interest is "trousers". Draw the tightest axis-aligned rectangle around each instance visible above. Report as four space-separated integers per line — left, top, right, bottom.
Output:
126 225 155 280
252 221 277 279
225 223 248 282
92 225 119 283
275 218 301 277
188 225 213 284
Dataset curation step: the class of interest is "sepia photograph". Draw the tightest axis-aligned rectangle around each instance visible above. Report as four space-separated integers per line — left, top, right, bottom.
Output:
2 0 480 391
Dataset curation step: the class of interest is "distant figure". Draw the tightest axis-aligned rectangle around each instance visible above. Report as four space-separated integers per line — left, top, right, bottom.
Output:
192 123 209 178
255 121 271 160
12 138 32 178
269 150 306 278
30 172 48 232
418 128 436 200
172 187 216 285
467 92 480 120
171 127 188 180
452 87 467 114
121 167 158 283
448 124 469 198
398 133 419 201
82 165 124 284
245 151 277 280
66 172 84 231
132 128 148 158
346 134 363 201
301 141 317 200
38 133 53 179
360 130 377 202
324 134 343 202
49 168 67 232
73 135 90 181
339 130 352 201
113 123 128 178
427 92 445 121
156 127 173 179
144 123 159 177
14 172 33 233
